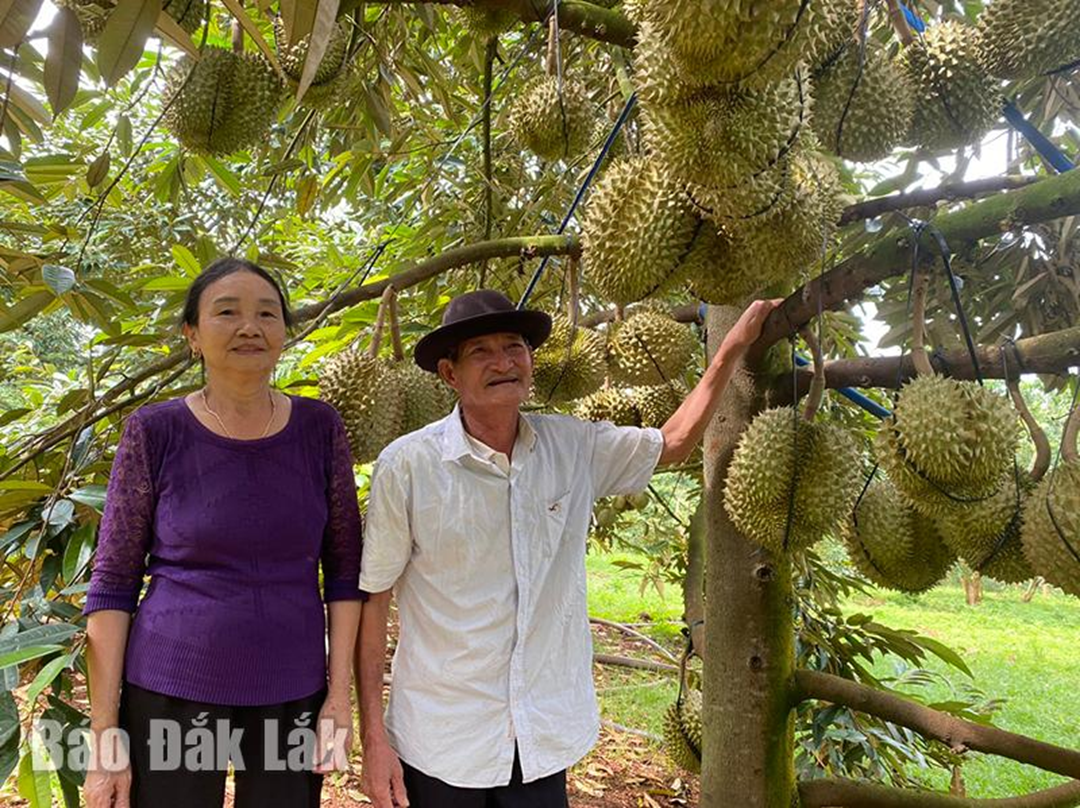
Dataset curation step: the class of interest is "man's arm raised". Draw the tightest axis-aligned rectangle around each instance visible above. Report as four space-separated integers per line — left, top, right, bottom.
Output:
659 300 781 467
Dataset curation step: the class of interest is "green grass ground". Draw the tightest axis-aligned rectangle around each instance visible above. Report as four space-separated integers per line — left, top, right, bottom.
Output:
586 551 1080 798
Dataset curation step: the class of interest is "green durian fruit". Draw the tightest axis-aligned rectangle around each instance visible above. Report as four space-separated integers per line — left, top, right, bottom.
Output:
632 19 696 105
454 5 518 38
54 0 110 42
978 0 1080 79
274 18 355 105
581 155 698 306
844 476 956 593
875 376 1021 518
663 689 702 774
163 47 283 156
508 76 595 161
162 0 206 33
320 350 404 463
393 361 456 436
901 20 1002 151
531 317 607 404
608 308 697 386
681 224 761 306
724 407 863 553
812 39 915 162
1022 460 1080 598
575 388 642 426
632 383 684 428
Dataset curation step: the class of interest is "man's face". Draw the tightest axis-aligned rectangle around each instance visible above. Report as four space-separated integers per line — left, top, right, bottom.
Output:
438 331 533 413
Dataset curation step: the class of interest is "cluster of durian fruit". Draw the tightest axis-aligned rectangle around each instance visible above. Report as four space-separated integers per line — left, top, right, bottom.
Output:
574 0 1080 312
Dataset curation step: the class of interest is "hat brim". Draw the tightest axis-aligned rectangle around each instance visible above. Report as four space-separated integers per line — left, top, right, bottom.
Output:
414 309 552 373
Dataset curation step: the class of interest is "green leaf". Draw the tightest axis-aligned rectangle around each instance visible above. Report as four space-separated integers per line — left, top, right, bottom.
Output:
364 84 393 139
295 0 339 103
85 150 110 187
0 289 53 332
0 692 19 786
17 747 52 808
0 0 42 48
116 113 133 157
0 520 35 553
199 156 241 198
0 644 64 669
44 7 82 116
96 0 162 87
170 243 201 276
143 275 192 291
0 159 26 182
42 264 77 296
68 484 107 512
62 523 94 583
25 652 73 706
279 0 316 50
917 635 974 678
0 625 79 658
0 480 52 493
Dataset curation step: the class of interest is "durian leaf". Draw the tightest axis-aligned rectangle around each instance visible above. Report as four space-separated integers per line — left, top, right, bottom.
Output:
0 289 53 332
0 0 40 48
295 0 339 103
96 0 163 87
17 747 52 808
153 7 198 58
43 8 82 117
280 0 317 52
5 82 50 126
85 150 110 187
219 0 282 74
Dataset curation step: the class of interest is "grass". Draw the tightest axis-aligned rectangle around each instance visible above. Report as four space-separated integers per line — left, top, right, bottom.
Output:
586 550 1080 798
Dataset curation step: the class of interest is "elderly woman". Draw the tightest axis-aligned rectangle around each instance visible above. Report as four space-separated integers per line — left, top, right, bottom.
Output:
82 258 365 808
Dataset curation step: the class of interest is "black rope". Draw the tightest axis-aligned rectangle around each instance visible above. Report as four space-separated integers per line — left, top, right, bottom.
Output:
781 339 803 552
925 224 985 385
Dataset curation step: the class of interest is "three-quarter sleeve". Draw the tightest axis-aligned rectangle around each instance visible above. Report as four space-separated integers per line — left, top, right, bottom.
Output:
321 410 366 602
84 411 156 615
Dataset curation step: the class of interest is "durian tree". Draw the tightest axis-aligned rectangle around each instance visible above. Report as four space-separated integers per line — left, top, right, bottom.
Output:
3 0 1080 804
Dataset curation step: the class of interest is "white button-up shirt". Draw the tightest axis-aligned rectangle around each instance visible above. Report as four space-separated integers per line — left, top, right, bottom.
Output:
360 406 664 788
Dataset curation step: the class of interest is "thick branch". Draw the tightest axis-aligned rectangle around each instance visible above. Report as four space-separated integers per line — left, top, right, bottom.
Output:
754 168 1080 355
581 302 701 327
789 326 1080 397
798 778 1080 808
795 670 1080 781
838 176 1039 225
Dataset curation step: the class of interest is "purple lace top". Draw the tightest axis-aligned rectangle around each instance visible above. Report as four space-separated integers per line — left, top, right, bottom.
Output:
84 395 365 706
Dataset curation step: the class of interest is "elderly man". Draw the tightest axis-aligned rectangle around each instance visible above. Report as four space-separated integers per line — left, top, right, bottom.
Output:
356 290 777 807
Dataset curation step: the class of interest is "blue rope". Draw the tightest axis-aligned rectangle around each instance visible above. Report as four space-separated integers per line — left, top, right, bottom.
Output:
517 92 638 309
793 354 893 420
898 2 925 33
1003 101 1075 174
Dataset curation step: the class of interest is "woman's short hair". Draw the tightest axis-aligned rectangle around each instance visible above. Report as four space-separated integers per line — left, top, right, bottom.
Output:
180 257 295 331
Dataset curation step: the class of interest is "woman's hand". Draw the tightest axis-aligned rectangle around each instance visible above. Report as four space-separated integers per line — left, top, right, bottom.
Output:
313 691 354 774
84 726 132 808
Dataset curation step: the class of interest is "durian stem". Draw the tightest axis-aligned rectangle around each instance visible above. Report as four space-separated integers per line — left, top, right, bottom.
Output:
1064 397 1080 465
800 327 825 421
799 778 1080 808
231 14 244 52
910 267 935 378
545 14 559 77
1006 377 1052 481
884 0 915 46
567 254 580 329
369 285 394 359
386 286 405 362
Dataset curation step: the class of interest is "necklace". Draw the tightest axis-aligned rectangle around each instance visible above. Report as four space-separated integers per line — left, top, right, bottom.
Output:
200 387 277 439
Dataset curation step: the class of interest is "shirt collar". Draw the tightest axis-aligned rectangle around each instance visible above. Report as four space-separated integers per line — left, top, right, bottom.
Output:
441 404 537 464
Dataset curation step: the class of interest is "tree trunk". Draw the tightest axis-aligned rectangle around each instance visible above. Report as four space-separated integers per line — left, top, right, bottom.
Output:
700 306 796 807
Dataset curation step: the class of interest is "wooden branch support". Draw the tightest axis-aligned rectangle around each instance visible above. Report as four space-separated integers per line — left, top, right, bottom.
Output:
798 778 1080 808
593 653 679 674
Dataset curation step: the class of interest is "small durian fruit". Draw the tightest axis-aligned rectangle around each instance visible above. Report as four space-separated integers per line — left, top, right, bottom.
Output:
844 475 956 593
161 0 206 33
393 361 456 436
812 39 915 162
274 18 354 106
508 76 595 162
1022 406 1080 597
663 689 702 774
608 307 697 386
901 20 1002 151
875 375 1021 517
163 47 283 156
978 0 1080 80
581 155 698 306
531 316 607 404
575 387 641 426
319 350 404 463
632 383 684 428
454 5 518 38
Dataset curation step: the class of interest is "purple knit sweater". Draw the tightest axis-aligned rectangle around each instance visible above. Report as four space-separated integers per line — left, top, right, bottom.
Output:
84 395 365 706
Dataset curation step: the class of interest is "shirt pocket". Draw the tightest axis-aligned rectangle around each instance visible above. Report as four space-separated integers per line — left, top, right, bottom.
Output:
537 488 572 559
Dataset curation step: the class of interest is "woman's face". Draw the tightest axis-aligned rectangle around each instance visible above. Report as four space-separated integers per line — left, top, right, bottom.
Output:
183 271 287 381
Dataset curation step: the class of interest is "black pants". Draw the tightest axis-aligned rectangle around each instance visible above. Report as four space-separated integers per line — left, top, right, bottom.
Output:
118 681 325 808
401 752 569 808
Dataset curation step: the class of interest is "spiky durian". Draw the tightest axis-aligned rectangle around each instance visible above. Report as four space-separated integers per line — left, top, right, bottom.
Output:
581 155 698 306
724 407 863 554
978 0 1080 80
632 19 696 105
575 387 641 426
663 689 702 774
163 47 283 156
1022 461 1080 597
632 383 684 428
508 76 595 161
937 469 1036 584
161 0 206 32
608 308 697 386
901 20 1002 151
393 361 456 437
54 0 110 41
844 476 956 593
812 39 915 162
531 317 607 404
320 351 404 463
454 5 517 38
688 154 792 228
274 18 354 105
874 376 1021 517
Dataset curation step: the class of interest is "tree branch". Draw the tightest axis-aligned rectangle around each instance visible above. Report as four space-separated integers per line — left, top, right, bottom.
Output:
753 168 1080 356
593 653 679 674
794 670 1080 781
798 778 1080 808
838 176 1040 225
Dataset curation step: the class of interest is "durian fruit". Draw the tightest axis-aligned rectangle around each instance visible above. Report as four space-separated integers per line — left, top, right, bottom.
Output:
901 20 1002 151
977 0 1080 80
1021 408 1080 597
161 0 206 33
608 307 697 386
508 76 595 161
811 39 915 162
54 0 110 42
581 155 698 306
682 224 761 306
687 156 792 228
632 19 696 105
632 383 684 428
393 361 456 436
274 18 354 106
662 689 702 774
162 47 283 156
320 350 405 463
531 316 607 404
575 387 641 426
843 475 956 593
724 407 863 553
874 375 1021 517
454 5 517 38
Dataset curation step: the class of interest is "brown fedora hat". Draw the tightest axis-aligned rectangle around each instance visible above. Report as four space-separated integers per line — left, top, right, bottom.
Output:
414 290 552 372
